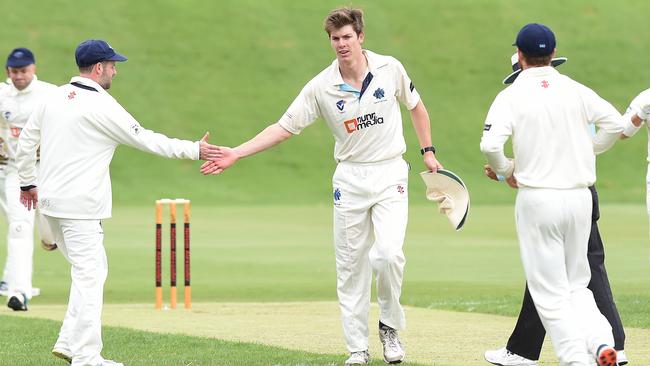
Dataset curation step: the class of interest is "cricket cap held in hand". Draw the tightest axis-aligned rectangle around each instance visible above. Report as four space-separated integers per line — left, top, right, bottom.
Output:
420 169 470 231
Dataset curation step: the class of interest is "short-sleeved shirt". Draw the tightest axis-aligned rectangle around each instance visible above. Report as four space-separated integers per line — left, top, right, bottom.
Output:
278 50 420 163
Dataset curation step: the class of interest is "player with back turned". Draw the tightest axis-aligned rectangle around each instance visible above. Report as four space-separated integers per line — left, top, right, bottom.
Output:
480 23 629 366
201 7 442 365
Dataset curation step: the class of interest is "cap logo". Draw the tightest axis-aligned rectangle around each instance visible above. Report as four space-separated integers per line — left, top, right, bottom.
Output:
13 51 24 58
539 44 546 48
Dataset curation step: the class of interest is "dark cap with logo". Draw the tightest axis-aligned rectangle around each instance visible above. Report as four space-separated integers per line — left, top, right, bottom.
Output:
6 48 35 68
75 39 128 67
514 23 556 57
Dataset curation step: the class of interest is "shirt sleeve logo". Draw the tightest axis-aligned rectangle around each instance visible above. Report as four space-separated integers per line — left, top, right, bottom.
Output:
130 123 141 135
483 124 492 131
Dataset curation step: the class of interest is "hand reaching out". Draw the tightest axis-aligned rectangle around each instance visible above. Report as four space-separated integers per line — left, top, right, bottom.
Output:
200 146 240 175
198 132 221 161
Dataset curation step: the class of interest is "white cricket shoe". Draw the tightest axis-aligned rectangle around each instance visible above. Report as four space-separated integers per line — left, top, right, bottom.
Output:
344 350 369 365
617 350 628 365
379 327 405 364
484 347 537 366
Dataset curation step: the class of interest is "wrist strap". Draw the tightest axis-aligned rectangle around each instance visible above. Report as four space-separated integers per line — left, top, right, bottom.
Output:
420 146 436 155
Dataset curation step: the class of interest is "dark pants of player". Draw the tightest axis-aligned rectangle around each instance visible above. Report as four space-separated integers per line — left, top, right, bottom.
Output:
506 185 626 360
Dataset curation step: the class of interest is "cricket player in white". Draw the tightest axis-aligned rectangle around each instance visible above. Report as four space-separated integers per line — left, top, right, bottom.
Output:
16 39 220 366
201 8 442 365
620 90 650 233
480 24 625 366
0 48 57 310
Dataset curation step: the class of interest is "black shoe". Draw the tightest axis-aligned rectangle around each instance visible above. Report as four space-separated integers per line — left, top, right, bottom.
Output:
7 294 28 311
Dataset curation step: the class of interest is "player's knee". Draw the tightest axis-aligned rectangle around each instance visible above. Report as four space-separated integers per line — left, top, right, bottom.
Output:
370 249 405 270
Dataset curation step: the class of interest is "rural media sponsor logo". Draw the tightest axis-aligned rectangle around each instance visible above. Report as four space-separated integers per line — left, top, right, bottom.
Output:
344 112 384 134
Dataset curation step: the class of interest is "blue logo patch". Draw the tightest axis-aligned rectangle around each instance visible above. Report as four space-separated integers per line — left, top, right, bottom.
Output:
373 88 385 99
3 111 11 121
333 188 341 202
336 100 345 111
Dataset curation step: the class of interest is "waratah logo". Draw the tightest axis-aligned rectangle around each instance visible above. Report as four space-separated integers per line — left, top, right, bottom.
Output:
344 112 384 134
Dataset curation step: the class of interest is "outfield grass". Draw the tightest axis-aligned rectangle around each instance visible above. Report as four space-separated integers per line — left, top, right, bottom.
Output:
15 204 649 329
1 315 424 366
3 0 650 205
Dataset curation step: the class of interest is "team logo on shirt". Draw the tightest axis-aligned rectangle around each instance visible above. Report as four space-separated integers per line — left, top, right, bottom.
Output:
343 112 385 134
3 111 11 121
68 91 77 100
541 80 550 88
397 185 405 194
336 100 345 111
333 188 342 204
373 88 385 99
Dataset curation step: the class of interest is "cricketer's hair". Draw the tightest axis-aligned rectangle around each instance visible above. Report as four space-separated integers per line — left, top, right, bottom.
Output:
78 61 107 74
520 52 553 67
324 7 364 36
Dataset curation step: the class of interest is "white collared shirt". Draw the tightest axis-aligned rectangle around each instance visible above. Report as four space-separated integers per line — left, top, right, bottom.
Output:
16 76 199 219
0 75 57 160
480 66 624 189
621 88 650 162
278 50 420 163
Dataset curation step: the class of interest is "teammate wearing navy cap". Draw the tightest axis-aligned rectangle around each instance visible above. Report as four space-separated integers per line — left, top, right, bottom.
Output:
16 39 220 366
480 23 627 366
0 47 58 311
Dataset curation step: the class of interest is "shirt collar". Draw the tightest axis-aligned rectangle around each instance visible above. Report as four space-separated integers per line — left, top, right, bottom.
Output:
329 49 388 86
69 76 109 95
6 74 39 95
516 66 559 82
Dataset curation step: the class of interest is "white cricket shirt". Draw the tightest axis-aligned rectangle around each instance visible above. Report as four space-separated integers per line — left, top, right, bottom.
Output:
0 75 57 161
621 88 650 162
16 76 199 219
480 66 624 189
278 50 420 163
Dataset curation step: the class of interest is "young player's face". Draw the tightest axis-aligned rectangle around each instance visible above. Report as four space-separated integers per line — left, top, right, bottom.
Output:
329 25 364 62
6 64 36 90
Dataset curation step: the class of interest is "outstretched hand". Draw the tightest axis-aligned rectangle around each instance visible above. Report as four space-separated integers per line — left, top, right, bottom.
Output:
200 146 240 175
198 132 221 161
20 188 38 211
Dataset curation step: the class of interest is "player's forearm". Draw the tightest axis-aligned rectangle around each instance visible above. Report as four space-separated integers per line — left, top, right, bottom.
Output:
480 136 514 177
233 123 293 159
409 101 433 148
621 113 644 138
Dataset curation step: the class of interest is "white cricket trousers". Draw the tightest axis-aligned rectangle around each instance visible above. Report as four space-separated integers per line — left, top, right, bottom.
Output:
3 164 35 299
646 163 650 234
332 157 409 352
515 188 613 366
2 163 55 299
45 215 107 366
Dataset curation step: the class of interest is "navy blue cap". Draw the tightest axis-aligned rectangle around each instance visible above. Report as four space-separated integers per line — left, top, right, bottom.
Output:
6 48 35 68
514 23 556 57
75 39 127 67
